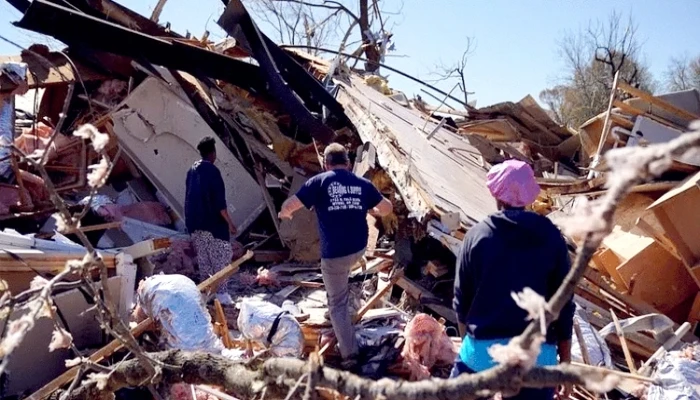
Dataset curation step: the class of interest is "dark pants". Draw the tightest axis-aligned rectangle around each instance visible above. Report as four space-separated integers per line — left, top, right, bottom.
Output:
450 358 555 400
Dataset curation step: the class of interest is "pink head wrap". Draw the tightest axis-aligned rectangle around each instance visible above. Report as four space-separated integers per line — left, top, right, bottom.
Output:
486 160 540 208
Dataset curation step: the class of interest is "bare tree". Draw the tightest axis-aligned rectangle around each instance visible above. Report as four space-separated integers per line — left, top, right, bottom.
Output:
244 0 393 71
243 0 342 54
664 54 700 92
429 37 476 105
541 11 656 128
538 85 567 125
588 11 643 87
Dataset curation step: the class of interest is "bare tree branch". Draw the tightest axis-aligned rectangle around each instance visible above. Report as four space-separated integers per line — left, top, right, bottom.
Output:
428 37 476 105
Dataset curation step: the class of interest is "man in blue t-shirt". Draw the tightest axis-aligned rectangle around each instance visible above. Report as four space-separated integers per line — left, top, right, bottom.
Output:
185 137 238 305
279 143 393 361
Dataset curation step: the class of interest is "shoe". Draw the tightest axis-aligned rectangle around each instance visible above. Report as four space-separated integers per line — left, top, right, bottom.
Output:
216 293 234 305
340 358 360 373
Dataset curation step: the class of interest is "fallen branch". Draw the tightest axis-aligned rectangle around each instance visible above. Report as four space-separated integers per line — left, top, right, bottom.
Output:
61 350 644 400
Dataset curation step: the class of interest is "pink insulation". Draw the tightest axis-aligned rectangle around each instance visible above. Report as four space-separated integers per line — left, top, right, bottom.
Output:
255 267 280 286
400 313 457 380
169 384 226 400
97 201 172 226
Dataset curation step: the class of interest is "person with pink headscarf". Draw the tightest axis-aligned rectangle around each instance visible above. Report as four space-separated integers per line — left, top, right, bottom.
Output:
451 160 574 400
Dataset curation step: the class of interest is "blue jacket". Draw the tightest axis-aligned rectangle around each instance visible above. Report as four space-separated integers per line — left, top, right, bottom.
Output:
453 209 574 344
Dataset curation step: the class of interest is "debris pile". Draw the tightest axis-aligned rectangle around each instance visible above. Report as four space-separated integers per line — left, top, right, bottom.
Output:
0 0 699 399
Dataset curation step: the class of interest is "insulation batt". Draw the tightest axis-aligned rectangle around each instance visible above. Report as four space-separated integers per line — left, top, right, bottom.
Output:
136 274 224 353
237 299 304 358
137 275 245 400
401 313 456 380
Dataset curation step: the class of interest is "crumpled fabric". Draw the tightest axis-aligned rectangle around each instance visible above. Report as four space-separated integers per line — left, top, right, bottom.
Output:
599 313 675 344
0 98 13 179
486 159 541 208
137 274 224 353
237 299 303 358
401 313 456 380
571 305 613 367
645 344 700 400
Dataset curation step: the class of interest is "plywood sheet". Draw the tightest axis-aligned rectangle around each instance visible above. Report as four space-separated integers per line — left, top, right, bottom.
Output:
616 241 696 314
111 77 265 233
336 76 496 227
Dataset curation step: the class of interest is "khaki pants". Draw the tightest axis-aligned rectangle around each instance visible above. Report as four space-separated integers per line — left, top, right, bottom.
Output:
321 248 365 359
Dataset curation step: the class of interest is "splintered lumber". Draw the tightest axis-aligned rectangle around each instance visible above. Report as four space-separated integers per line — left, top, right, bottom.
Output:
68 221 123 234
0 249 117 272
396 276 457 323
424 261 449 278
611 309 637 374
214 299 234 349
618 81 700 123
28 250 253 400
353 269 403 324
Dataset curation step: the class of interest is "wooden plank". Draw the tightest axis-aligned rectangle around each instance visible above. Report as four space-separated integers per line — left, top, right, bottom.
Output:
609 114 635 130
618 81 700 123
612 99 687 130
0 251 117 271
69 221 123 233
353 270 402 324
611 309 638 374
396 276 457 323
214 299 234 349
253 250 290 263
28 250 253 400
591 71 620 169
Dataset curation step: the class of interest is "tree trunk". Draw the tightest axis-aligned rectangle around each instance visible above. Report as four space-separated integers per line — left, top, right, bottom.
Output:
359 0 380 73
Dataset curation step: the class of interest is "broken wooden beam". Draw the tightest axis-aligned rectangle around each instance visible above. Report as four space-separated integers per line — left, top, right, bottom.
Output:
611 309 638 374
618 81 700 124
396 276 457 323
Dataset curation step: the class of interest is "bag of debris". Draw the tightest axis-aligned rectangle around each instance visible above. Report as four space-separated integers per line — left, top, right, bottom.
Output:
136 274 224 353
644 344 700 400
237 299 304 358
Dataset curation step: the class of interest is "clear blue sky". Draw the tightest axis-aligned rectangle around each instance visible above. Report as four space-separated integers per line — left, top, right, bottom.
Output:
1 0 699 108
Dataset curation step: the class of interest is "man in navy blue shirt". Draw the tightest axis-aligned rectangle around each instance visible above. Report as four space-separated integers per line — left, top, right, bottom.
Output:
185 137 238 305
452 160 574 399
279 143 393 361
